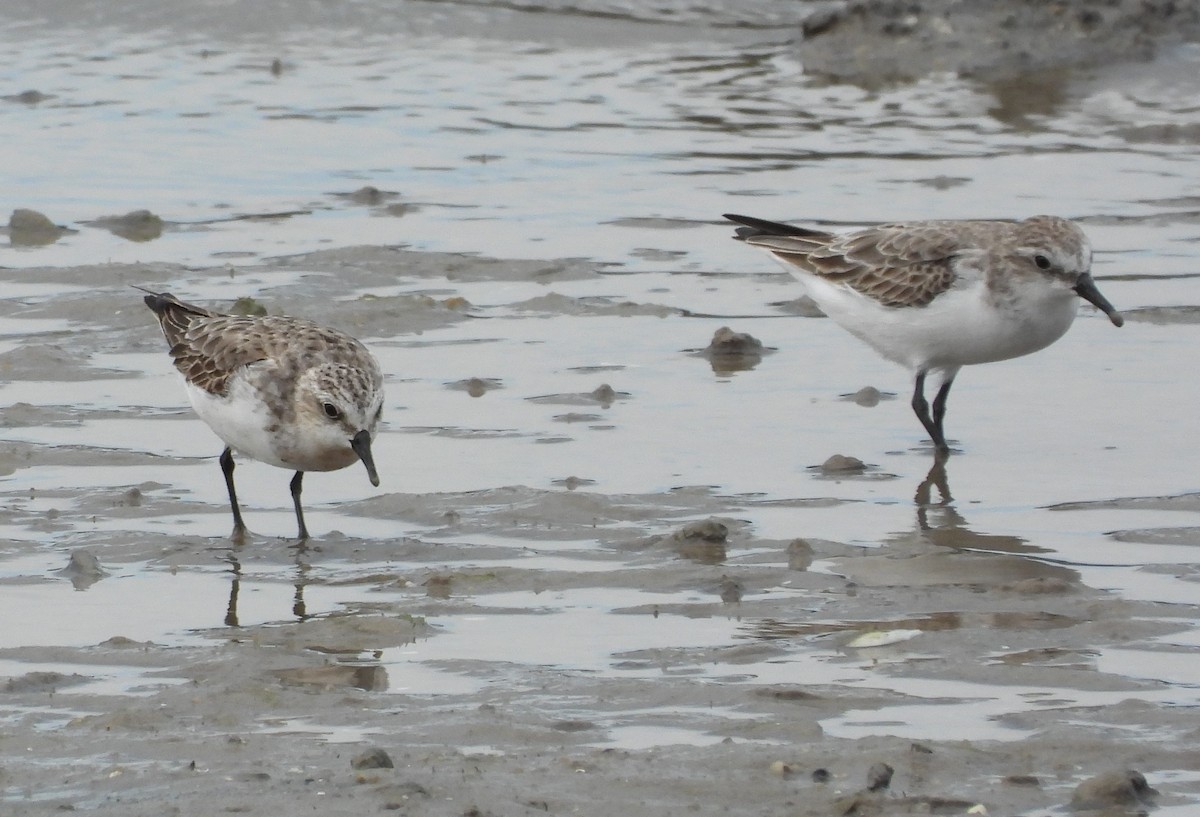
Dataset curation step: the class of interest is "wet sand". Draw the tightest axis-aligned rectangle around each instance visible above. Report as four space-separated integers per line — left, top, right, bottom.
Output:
4 0 1200 814
799 0 1200 82
0 252 1197 816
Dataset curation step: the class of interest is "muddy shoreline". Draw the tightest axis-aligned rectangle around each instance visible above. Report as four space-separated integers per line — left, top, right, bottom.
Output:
1 251 1197 815
798 0 1200 82
3 0 1200 813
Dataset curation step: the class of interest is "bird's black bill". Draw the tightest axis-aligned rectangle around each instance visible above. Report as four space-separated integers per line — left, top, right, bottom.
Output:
350 430 380 487
1074 273 1124 327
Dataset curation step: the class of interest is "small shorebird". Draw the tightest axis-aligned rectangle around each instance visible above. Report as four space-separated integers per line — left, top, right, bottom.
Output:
141 289 384 539
724 213 1124 453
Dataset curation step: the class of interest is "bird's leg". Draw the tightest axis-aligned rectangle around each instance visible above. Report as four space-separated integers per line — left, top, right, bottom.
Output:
219 447 248 541
911 372 950 454
931 376 955 454
289 471 310 541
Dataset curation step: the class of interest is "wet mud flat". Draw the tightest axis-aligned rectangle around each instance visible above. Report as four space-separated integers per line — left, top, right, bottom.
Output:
798 0 1200 82
3 0 1200 811
0 250 1198 816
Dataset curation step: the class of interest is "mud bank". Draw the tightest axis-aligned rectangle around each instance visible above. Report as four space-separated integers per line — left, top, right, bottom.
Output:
799 0 1200 81
0 249 1198 815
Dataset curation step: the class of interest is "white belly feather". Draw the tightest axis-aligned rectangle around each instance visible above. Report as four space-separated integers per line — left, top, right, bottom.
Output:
185 377 295 470
798 274 1079 372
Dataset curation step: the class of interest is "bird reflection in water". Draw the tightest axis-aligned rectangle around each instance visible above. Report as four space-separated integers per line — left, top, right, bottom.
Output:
222 542 313 629
913 454 1044 557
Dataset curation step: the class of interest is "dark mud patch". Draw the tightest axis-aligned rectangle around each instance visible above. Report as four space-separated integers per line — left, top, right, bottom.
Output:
799 0 1200 83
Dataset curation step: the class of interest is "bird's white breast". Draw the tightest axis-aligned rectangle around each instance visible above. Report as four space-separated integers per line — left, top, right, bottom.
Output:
797 272 1080 372
185 375 295 470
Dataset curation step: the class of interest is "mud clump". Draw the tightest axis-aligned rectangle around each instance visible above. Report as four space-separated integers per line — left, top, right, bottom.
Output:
670 518 729 564
847 386 883 407
798 0 1200 82
3 89 54 104
351 747 395 770
87 209 165 242
57 549 108 590
1069 769 1157 812
787 538 814 571
230 296 268 316
865 762 894 791
7 208 72 246
697 326 768 375
334 185 400 206
447 377 502 397
274 665 389 691
820 454 866 474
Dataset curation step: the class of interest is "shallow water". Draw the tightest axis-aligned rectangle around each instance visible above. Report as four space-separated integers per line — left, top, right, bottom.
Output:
2 0 1200 812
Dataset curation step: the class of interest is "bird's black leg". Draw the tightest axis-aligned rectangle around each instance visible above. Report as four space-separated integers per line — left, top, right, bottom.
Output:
289 471 310 541
931 376 955 454
911 372 950 454
220 447 248 540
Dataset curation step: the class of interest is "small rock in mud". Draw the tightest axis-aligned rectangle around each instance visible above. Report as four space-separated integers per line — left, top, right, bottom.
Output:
553 413 603 424
335 185 400 205
351 747 394 770
58 549 107 590
717 574 744 604
769 760 799 779
551 475 596 490
8 208 72 246
1003 576 1076 594
87 209 164 242
1069 769 1157 811
820 454 866 474
3 671 89 693
774 295 826 317
755 687 821 703
697 327 769 375
1004 775 1042 787
704 326 764 355
551 719 596 732
832 791 881 815
3 89 54 104
527 385 629 409
230 296 268 316
275 664 388 691
787 539 814 571
98 636 155 649
447 377 502 397
671 519 729 564
674 519 728 543
847 386 882 407
591 384 618 406
866 762 894 791
423 574 452 599
377 782 432 805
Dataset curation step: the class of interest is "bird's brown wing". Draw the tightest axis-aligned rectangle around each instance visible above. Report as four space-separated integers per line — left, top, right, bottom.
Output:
727 216 966 308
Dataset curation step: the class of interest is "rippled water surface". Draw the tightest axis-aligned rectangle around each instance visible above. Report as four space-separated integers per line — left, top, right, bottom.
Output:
2 0 1200 806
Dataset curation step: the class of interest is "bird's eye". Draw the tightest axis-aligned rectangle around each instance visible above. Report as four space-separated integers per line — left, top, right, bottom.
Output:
1033 254 1052 270
322 402 341 420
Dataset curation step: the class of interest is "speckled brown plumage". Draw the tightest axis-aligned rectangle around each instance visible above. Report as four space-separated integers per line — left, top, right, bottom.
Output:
142 291 377 398
725 216 973 307
140 288 385 540
723 212 1124 454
